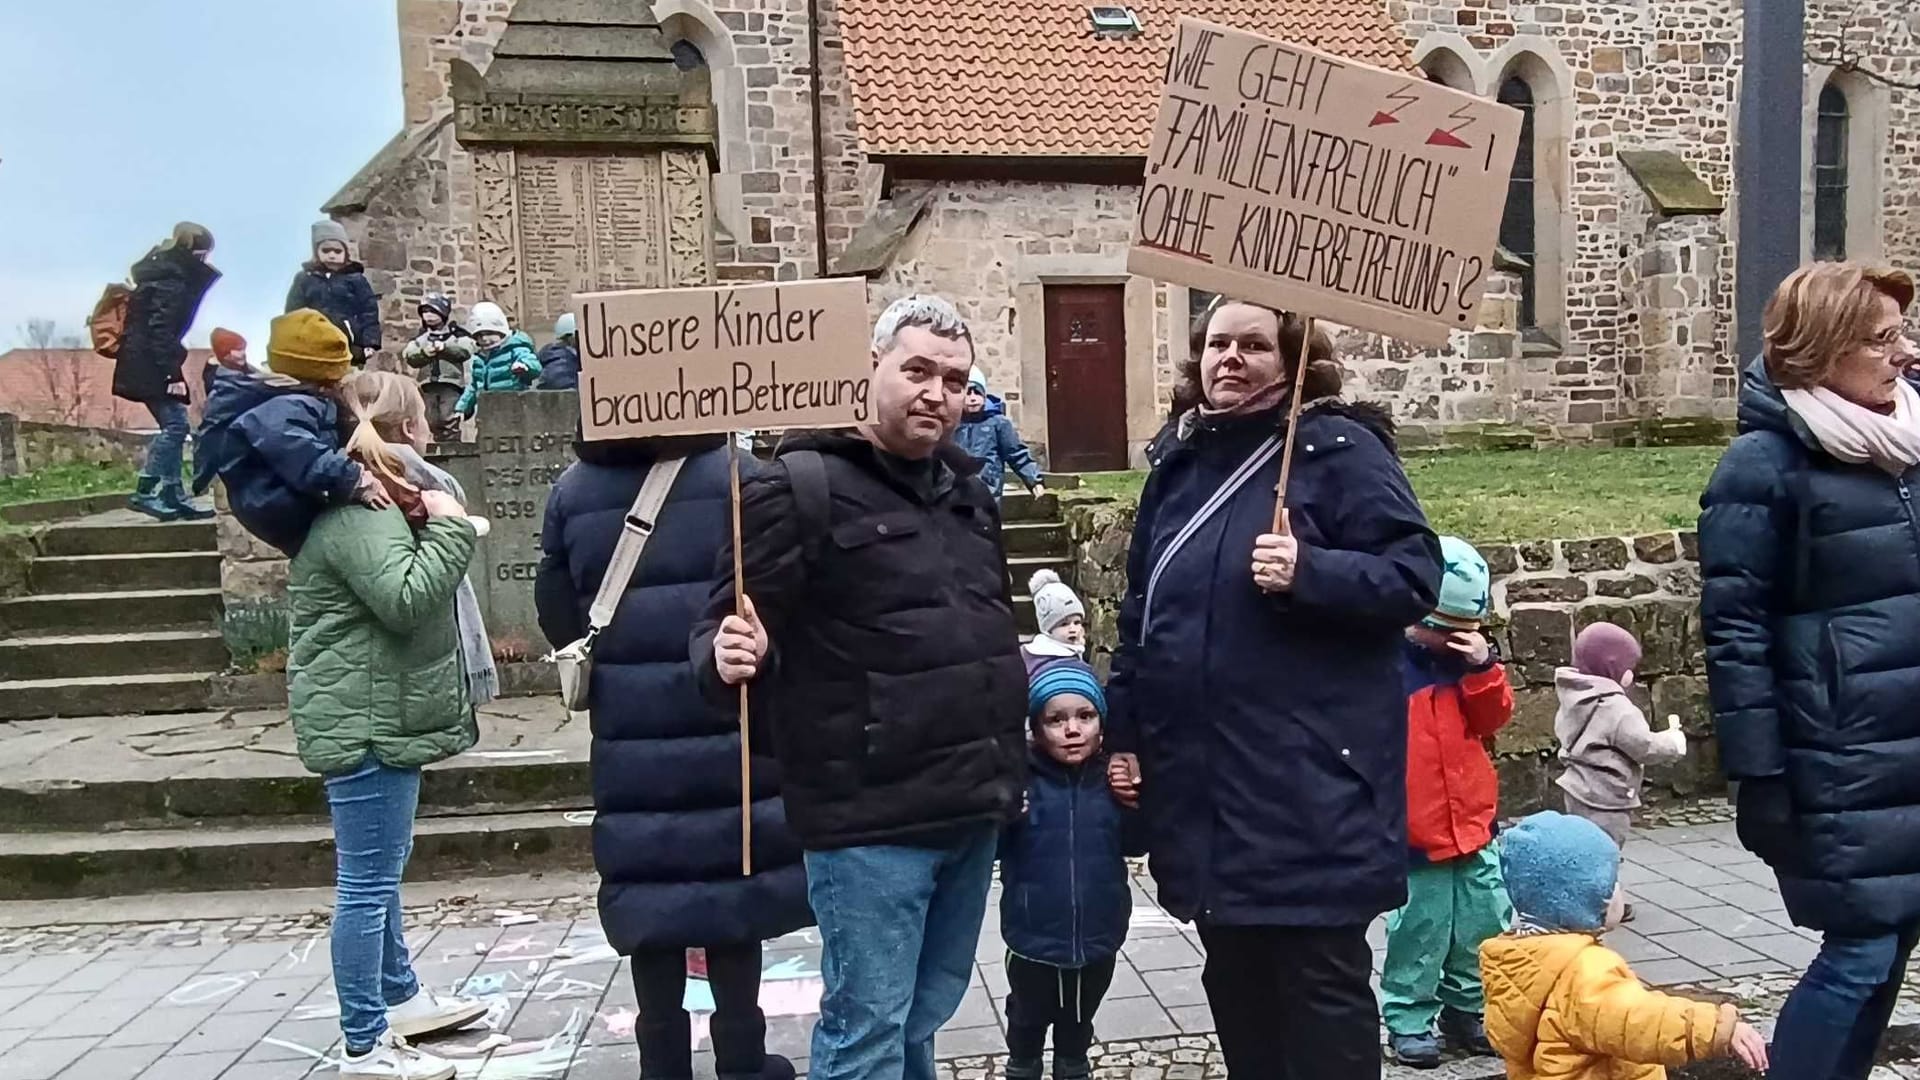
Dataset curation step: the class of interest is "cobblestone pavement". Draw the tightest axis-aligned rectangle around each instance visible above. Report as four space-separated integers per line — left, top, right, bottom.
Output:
2 819 1916 1080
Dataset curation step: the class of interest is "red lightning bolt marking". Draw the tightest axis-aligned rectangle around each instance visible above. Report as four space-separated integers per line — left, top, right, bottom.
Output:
1371 85 1420 127
1426 102 1478 149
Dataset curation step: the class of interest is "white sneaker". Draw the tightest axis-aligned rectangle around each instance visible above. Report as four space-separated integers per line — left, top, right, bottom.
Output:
340 1030 456 1080
386 988 489 1039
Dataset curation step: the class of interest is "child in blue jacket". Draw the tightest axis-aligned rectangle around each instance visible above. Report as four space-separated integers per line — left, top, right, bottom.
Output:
286 220 381 364
456 301 541 419
1000 660 1142 1080
192 309 384 555
955 367 1043 500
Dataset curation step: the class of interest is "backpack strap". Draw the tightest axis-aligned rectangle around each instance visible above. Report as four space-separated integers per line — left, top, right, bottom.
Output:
783 449 832 552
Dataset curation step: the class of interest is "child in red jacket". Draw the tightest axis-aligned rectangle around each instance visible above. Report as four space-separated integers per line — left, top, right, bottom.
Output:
1383 536 1515 1069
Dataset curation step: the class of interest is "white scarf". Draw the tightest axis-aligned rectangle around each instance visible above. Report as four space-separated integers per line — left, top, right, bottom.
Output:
1781 380 1920 475
1024 633 1082 659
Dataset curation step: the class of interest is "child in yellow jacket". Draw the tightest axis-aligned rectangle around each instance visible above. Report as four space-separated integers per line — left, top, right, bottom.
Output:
1480 812 1769 1079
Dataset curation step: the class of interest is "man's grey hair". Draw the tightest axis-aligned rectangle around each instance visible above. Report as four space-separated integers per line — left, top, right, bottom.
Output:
872 294 971 354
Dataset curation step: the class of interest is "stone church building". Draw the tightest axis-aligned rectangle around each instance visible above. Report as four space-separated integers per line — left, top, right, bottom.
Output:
327 0 1920 468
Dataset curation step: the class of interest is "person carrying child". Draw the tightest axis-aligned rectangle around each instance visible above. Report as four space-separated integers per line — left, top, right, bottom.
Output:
1555 621 1688 850
456 301 541 420
954 366 1044 501
1383 536 1515 1068
192 309 390 555
1481 811 1769 1079
1022 569 1088 674
401 293 475 442
287 220 381 364
1000 660 1141 1080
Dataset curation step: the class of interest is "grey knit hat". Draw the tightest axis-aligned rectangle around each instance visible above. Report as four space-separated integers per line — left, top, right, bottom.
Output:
311 219 350 253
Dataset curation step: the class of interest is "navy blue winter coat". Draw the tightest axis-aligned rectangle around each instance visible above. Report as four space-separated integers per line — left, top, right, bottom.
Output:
114 245 219 403
191 374 361 555
954 396 1042 496
534 437 812 953
1701 357 1920 936
1106 400 1441 927
1000 749 1143 968
286 261 381 353
536 340 580 390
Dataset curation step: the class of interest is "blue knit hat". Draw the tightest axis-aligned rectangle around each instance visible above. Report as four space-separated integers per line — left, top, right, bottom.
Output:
1500 811 1620 932
1028 659 1106 722
1424 536 1492 630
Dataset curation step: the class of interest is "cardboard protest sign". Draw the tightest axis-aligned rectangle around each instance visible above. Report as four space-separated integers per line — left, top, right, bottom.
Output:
575 278 871 440
1128 19 1523 348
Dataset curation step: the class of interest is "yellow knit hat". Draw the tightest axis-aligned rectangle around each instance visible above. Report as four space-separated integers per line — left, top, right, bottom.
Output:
268 309 354 384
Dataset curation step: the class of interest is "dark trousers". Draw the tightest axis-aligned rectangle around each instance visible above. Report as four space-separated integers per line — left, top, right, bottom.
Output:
1004 953 1116 1068
422 383 464 443
631 943 766 1079
1196 923 1380 1079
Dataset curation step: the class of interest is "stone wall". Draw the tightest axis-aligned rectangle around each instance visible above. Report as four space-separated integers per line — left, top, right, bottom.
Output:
5 420 150 474
1064 494 1721 816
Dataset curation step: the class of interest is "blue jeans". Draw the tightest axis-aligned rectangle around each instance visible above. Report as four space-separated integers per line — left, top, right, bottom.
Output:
141 399 188 488
326 758 424 1053
805 825 998 1080
1769 924 1920 1079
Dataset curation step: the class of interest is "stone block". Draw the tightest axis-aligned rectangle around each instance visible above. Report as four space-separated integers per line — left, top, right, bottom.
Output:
1508 576 1589 604
1499 686 1560 754
1563 537 1631 573
1634 532 1681 564
1468 331 1516 360
223 558 289 604
1595 575 1660 599
1495 750 1557 817
1518 541 1556 571
1659 563 1703 596
1680 531 1699 561
1505 604 1574 664
1651 675 1712 736
1481 543 1520 577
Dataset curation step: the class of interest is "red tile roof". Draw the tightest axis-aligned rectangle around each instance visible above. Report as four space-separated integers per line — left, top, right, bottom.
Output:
837 0 1414 157
0 349 211 431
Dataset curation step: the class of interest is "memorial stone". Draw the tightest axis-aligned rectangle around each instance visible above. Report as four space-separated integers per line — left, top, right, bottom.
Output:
474 391 579 649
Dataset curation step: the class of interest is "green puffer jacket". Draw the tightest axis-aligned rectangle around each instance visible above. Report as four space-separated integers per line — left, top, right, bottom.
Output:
288 505 480 775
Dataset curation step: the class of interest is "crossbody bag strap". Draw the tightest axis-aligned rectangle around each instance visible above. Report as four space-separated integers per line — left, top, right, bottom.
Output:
1139 433 1283 640
585 456 686 632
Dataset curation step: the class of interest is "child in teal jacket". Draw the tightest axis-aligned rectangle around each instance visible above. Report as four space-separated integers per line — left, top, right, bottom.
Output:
456 301 541 418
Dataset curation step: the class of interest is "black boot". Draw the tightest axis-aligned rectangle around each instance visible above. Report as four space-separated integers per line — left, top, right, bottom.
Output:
1003 1058 1044 1080
159 481 214 521
1052 1056 1092 1080
637 1013 693 1080
711 1011 793 1080
128 476 180 522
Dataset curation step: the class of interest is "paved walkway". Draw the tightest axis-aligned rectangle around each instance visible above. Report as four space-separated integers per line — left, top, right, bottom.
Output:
2 816 1904 1080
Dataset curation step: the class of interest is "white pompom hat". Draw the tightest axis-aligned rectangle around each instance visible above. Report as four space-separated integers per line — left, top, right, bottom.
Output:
1029 569 1085 637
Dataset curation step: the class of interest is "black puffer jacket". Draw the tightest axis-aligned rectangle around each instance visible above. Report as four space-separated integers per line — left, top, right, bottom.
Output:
113 246 219 403
1701 357 1920 935
285 261 380 353
692 432 1028 850
535 436 811 951
1107 399 1441 927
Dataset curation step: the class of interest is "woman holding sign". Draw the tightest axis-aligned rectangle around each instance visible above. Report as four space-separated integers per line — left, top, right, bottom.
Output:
1104 297 1441 1077
536 429 812 1080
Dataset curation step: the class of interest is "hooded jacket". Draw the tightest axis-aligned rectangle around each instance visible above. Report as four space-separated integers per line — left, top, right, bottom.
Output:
1699 356 1920 934
457 331 541 416
536 338 581 390
1404 641 1513 862
113 245 220 403
1553 670 1686 812
1106 398 1442 926
286 260 381 354
999 747 1145 968
191 373 362 555
1480 932 1737 1080
953 395 1042 496
402 296 474 388
534 436 811 951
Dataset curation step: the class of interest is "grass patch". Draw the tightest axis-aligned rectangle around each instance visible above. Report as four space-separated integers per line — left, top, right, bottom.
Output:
0 461 140 507
1068 445 1726 542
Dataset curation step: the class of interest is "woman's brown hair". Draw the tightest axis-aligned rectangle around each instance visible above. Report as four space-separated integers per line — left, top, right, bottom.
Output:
1171 295 1340 417
158 221 214 255
1763 261 1916 390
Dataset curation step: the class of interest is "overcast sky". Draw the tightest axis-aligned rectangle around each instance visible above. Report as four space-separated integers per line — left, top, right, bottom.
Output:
1 1 402 349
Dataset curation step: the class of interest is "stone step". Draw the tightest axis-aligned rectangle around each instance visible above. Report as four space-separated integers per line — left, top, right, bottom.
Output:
28 550 222 596
0 587 222 637
1007 554 1074 586
0 629 229 682
1001 491 1061 524
0 672 215 722
1002 521 1069 558
0 809 594 900
35 519 217 558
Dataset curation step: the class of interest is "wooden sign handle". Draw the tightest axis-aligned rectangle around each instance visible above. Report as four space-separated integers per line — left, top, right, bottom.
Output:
1271 315 1317 533
728 436 753 878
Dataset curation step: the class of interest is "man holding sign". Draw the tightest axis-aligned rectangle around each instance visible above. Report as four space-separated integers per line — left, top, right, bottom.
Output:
695 295 1027 1080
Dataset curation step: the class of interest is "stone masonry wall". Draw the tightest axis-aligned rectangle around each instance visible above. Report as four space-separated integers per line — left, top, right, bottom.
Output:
1067 495 1720 817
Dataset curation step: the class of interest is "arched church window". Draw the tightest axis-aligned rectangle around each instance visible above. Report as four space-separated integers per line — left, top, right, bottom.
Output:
1497 75 1538 329
1814 81 1850 260
671 38 707 72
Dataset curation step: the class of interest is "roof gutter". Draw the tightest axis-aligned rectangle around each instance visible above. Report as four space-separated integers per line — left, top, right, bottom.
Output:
808 0 830 276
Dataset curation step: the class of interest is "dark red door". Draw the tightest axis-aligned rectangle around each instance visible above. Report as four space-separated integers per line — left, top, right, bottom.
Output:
1043 284 1128 472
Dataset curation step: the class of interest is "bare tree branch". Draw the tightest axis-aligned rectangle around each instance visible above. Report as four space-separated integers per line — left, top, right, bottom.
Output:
16 318 94 426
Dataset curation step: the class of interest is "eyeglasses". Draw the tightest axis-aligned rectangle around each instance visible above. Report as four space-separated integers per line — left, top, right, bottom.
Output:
1862 328 1912 355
